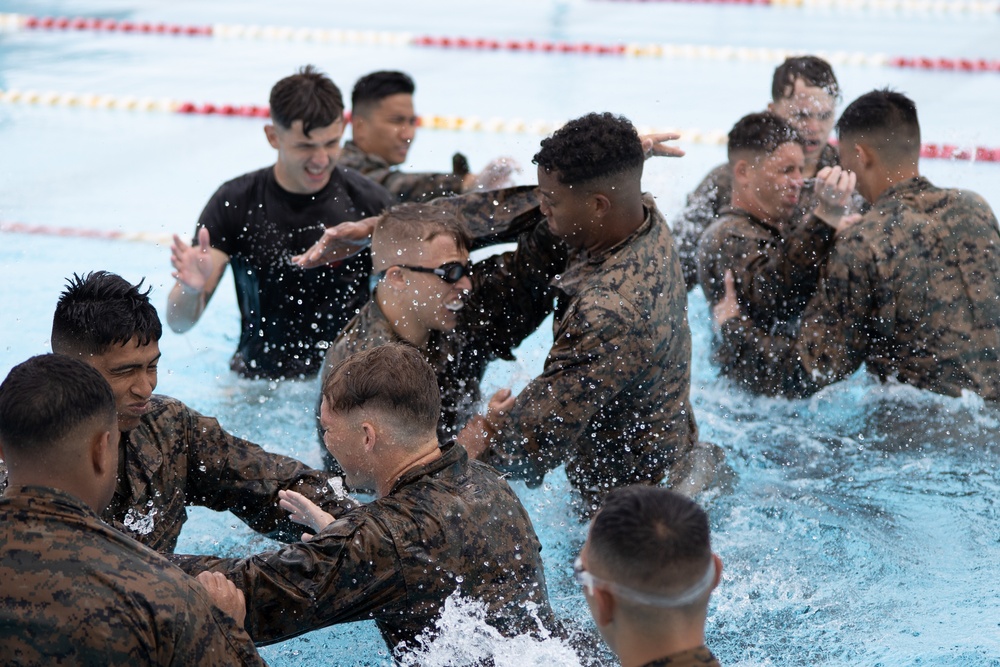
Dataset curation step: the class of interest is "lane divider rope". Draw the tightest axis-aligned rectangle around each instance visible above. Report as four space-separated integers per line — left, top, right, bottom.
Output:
0 14 997 72
0 88 996 162
0 221 172 245
593 0 1000 12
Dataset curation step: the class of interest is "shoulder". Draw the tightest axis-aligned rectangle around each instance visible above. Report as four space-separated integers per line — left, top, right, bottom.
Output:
213 167 271 199
337 166 392 209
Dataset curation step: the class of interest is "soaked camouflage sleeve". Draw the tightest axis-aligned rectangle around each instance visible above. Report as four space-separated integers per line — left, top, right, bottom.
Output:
181 406 356 541
485 285 652 482
170 510 407 645
339 141 465 203
427 186 545 248
672 164 732 291
0 489 266 666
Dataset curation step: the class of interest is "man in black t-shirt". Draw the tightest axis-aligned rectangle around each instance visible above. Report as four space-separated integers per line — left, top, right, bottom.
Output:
167 65 391 379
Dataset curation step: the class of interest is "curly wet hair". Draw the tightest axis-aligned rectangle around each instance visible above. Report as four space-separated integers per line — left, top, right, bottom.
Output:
533 112 644 186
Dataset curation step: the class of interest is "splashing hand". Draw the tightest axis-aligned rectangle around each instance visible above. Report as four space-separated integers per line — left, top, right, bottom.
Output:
813 165 858 231
170 226 214 292
464 157 522 192
712 271 742 328
292 218 378 269
641 132 685 159
279 489 335 542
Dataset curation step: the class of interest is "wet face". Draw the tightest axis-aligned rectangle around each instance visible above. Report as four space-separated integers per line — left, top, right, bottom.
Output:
320 398 373 490
537 167 594 249
353 93 417 166
267 117 345 194
390 235 472 336
741 142 805 223
769 79 837 167
86 338 160 433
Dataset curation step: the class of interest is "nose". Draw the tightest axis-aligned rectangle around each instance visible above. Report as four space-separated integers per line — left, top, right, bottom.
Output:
400 122 416 142
132 371 155 400
312 147 332 168
455 275 473 292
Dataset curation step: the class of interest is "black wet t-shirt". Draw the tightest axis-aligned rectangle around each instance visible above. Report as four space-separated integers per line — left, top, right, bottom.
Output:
197 166 391 379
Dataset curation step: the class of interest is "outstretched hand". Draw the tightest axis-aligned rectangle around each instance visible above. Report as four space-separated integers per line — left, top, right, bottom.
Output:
457 388 514 460
464 157 522 192
641 133 686 159
712 271 742 328
171 226 214 292
278 489 336 542
291 218 378 269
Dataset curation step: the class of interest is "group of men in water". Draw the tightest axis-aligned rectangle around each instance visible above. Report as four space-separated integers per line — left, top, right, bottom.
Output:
2 51 998 666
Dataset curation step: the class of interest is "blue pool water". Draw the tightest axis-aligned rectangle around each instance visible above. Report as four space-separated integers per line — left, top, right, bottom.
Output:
1 1 999 665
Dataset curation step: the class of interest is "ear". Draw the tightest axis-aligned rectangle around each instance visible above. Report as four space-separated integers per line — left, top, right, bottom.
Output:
593 193 612 217
383 266 406 289
89 429 115 478
264 124 279 150
854 143 876 169
732 158 751 185
360 421 378 454
592 586 617 627
711 553 724 591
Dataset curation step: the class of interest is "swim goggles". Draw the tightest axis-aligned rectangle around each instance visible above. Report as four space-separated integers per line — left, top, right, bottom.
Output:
573 555 716 608
373 261 473 285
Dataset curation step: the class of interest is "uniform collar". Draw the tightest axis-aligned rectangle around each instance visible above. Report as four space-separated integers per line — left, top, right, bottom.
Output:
387 442 465 495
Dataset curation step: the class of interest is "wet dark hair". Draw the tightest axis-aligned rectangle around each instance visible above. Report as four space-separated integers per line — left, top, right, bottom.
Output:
323 343 440 438
269 64 345 137
589 486 711 595
728 111 803 163
0 354 115 456
352 70 416 116
772 56 840 102
51 271 162 357
533 112 644 186
836 88 921 158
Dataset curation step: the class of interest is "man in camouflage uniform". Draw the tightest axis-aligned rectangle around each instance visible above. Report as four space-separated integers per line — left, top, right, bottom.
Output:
0 354 265 666
457 113 720 515
713 89 1000 401
698 112 857 392
172 344 556 657
674 56 853 290
317 197 566 462
577 487 724 667
342 70 517 202
0 271 353 553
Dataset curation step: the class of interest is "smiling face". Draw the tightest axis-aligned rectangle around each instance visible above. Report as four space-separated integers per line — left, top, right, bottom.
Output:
769 78 837 170
737 142 806 224
389 235 472 337
267 117 346 194
352 93 417 166
84 338 160 432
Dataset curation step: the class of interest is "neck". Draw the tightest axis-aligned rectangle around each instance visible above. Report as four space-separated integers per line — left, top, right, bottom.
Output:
586 197 646 254
866 162 920 203
803 152 821 179
731 191 785 230
374 435 442 497
377 291 431 347
613 615 707 667
6 469 100 512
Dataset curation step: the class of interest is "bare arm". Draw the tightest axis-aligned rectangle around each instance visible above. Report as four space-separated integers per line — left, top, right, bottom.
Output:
167 226 230 332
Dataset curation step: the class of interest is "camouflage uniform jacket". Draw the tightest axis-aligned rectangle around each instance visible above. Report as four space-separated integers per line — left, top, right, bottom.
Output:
340 140 466 203
673 143 842 290
170 442 556 654
322 219 567 441
0 486 265 666
641 646 722 666
718 177 1000 400
100 395 353 553
485 194 699 511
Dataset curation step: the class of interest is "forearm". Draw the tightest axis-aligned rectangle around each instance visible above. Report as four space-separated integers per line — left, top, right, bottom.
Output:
427 185 543 248
166 281 208 333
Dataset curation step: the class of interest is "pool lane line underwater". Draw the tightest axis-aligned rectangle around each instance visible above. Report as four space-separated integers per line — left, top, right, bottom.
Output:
0 221 172 246
1 88 998 164
1 14 999 73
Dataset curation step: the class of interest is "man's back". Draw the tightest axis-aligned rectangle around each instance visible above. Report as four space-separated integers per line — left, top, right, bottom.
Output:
815 176 1000 398
0 486 263 667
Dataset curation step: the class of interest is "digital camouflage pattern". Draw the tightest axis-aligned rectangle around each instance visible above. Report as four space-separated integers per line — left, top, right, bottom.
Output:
673 143 843 291
718 177 1000 400
697 208 838 390
641 646 722 667
340 140 466 203
97 395 354 553
0 486 265 667
484 195 701 512
170 442 557 655
321 215 567 445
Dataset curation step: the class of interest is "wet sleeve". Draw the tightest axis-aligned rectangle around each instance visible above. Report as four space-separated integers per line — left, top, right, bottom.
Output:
697 223 789 320
182 409 358 542
176 581 269 667
672 166 729 291
465 222 568 358
381 170 466 203
426 186 544 248
170 513 406 645
485 288 643 482
717 233 877 397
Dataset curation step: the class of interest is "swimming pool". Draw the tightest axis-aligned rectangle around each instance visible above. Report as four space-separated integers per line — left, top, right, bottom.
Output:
1 0 999 664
